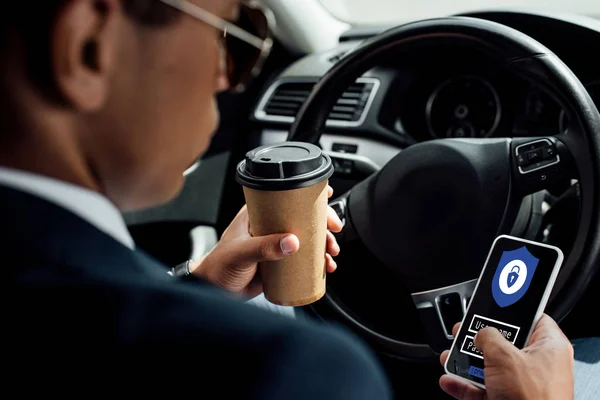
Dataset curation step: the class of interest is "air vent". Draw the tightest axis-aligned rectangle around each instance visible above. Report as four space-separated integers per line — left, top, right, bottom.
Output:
255 78 380 127
262 81 313 118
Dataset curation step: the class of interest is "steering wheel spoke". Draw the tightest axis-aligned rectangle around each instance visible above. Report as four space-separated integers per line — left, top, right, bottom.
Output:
511 136 576 197
411 280 477 353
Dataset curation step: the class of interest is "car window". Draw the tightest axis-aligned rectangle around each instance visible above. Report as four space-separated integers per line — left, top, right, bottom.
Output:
318 0 600 25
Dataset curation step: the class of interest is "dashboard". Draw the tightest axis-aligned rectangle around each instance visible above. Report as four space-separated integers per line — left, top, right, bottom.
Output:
381 48 600 143
251 10 600 177
244 9 600 345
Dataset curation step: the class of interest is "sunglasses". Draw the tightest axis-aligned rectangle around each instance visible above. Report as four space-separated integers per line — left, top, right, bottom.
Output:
158 0 274 93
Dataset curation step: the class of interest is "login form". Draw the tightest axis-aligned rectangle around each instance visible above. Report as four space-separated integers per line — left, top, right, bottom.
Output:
445 236 562 387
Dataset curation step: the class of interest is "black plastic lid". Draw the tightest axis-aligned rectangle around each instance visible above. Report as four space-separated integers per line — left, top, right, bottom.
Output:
236 142 334 191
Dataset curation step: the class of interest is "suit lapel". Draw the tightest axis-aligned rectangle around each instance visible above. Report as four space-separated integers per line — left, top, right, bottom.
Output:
0 184 172 282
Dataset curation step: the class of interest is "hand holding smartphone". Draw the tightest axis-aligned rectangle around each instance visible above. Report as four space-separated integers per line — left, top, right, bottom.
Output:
444 234 564 389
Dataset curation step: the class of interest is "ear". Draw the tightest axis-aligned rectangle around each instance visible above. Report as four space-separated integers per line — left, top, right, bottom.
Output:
51 0 119 111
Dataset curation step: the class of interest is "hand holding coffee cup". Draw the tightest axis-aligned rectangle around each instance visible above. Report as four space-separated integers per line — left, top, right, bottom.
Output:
236 142 337 306
192 188 342 297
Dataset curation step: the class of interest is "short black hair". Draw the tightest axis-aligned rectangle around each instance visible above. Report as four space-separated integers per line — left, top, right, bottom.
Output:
1 0 178 31
0 0 179 103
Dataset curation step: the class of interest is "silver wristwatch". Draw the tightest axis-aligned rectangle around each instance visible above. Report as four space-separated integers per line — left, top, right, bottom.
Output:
170 259 193 277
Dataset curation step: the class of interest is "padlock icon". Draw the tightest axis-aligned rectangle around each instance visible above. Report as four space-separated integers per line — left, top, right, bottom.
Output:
507 266 520 288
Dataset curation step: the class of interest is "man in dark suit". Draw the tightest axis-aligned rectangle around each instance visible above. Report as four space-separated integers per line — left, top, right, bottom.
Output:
0 0 390 397
0 1 578 398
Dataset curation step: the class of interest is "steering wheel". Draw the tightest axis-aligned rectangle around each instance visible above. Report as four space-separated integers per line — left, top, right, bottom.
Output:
287 17 600 362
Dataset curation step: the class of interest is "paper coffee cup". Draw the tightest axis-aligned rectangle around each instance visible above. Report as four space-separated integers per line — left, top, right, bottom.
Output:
236 142 334 306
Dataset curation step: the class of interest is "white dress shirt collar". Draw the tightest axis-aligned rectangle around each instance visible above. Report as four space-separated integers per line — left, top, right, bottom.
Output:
0 167 135 249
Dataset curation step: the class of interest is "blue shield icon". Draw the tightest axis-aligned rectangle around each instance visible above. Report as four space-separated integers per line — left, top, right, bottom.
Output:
492 246 539 308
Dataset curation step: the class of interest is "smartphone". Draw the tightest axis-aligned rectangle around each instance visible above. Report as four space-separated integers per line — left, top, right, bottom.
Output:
444 234 564 389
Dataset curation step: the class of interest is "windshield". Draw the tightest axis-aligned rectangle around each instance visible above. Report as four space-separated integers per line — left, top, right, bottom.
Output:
318 0 600 25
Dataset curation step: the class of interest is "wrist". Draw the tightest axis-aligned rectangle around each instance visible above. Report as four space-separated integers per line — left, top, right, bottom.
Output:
188 258 204 275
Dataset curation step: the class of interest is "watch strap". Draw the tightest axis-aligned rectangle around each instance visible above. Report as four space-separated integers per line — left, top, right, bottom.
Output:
171 259 193 277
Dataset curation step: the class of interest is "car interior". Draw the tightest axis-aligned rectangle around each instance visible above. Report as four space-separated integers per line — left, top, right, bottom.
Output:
123 1 600 398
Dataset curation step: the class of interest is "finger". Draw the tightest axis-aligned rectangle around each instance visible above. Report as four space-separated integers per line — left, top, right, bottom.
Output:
327 206 344 233
527 314 573 357
245 274 264 298
222 205 249 237
440 350 450 366
475 327 519 364
326 231 340 257
234 205 247 218
439 375 486 400
232 234 300 265
326 253 338 273
530 313 567 342
453 322 461 337
327 185 334 198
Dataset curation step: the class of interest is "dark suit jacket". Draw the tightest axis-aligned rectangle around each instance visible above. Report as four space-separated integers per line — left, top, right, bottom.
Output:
2 184 391 398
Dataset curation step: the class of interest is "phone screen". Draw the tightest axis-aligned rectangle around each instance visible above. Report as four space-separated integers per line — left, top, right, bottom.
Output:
445 235 563 387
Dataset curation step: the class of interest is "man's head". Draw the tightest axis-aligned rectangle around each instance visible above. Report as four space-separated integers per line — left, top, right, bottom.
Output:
0 0 243 211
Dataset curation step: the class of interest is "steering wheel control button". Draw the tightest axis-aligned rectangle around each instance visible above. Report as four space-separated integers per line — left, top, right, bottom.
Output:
236 142 334 191
527 150 542 162
460 335 484 359
543 146 556 158
518 140 547 152
468 315 520 343
515 139 560 175
520 158 558 173
437 293 464 337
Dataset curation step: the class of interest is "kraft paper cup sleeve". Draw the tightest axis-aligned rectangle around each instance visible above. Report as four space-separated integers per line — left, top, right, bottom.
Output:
243 180 329 306
236 142 334 306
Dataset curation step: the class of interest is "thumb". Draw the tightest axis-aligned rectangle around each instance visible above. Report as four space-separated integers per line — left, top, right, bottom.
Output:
230 234 300 265
475 327 520 365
